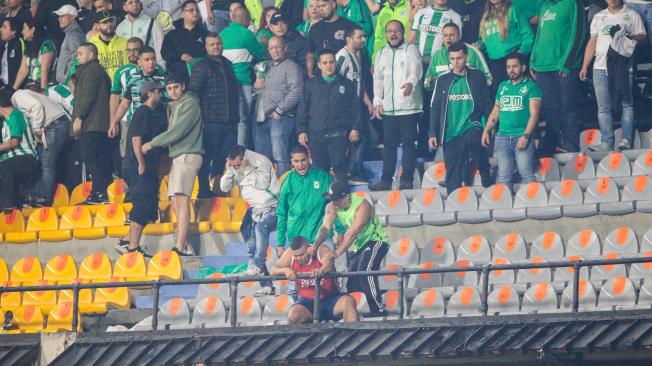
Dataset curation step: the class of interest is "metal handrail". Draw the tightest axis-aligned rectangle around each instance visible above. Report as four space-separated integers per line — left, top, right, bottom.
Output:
2 256 652 332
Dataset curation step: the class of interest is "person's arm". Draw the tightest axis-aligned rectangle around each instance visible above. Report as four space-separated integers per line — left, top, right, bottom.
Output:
470 46 493 86
187 61 206 96
404 44 422 86
110 98 131 136
205 0 214 25
558 0 584 74
12 56 28 91
313 202 338 247
363 0 380 14
39 51 55 90
246 31 264 61
306 51 314 78
481 102 500 147
12 91 46 132
579 36 597 81
514 6 534 55
149 101 201 147
0 138 20 152
313 243 335 275
73 74 101 121
372 16 385 63
270 248 296 280
275 64 304 115
407 11 420 44
334 200 373 257
251 155 275 190
132 135 146 174
428 75 444 148
219 164 239 193
296 80 309 138
372 50 384 111
517 95 541 150
161 32 180 63
151 22 166 68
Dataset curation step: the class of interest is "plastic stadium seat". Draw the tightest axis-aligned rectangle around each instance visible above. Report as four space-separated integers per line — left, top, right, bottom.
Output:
632 150 652 175
590 253 626 288
44 302 82 332
10 256 43 285
239 280 263 297
421 162 446 189
386 238 419 266
58 279 107 315
521 282 558 313
376 191 417 227
421 236 455 266
78 253 112 283
561 154 595 180
447 287 481 316
0 257 8 283
383 290 407 318
157 297 191 329
143 222 176 236
629 251 652 289
2 305 44 334
407 262 442 290
350 291 371 316
584 177 634 215
59 206 105 240
489 258 515 285
596 152 631 178
70 181 93 206
621 175 652 213
94 204 130 238
554 256 590 289
33 207 74 242
415 189 455 226
196 273 231 301
262 295 294 324
22 280 57 314
409 288 444 318
94 277 131 309
515 257 553 293
379 264 401 290
566 230 601 257
535 157 560 182
513 182 561 220
597 277 636 310
197 198 231 233
487 285 520 315
549 180 598 218
531 232 565 259
458 235 491 264
113 252 148 282
561 280 597 311
442 259 478 298
191 296 228 328
481 184 521 222
107 179 127 203
603 227 638 255
213 199 247 233
638 280 652 308
1 282 22 310
4 210 37 243
493 233 527 261
43 255 78 284
273 279 289 295
445 187 482 224
147 250 182 280
0 209 25 234
52 184 69 208
237 296 262 324
580 129 602 152
643 229 652 252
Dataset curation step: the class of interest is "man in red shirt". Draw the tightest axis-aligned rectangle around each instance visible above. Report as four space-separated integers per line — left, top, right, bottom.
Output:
271 236 359 323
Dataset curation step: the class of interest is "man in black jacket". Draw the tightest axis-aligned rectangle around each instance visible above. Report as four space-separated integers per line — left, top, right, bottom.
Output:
161 0 208 78
297 49 361 182
189 32 240 198
263 13 309 74
0 17 23 91
428 41 492 194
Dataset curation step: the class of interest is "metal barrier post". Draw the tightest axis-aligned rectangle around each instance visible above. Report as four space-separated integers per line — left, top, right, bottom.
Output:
313 276 321 323
151 281 160 331
572 261 581 313
398 269 405 319
71 282 80 333
230 279 239 327
480 265 490 316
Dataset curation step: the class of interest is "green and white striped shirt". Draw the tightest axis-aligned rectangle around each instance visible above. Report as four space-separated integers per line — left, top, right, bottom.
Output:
46 84 74 119
1 109 38 161
411 7 462 59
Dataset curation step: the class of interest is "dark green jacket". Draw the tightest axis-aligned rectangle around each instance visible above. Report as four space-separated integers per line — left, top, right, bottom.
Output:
72 59 111 135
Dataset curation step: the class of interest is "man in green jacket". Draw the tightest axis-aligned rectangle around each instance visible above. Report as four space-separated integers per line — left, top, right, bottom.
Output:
142 73 204 256
372 0 409 63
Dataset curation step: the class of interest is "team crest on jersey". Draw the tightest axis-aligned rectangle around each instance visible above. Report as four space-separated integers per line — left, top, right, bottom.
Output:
314 181 320 189
339 85 345 94
334 30 345 40
399 10 406 17
519 85 529 95
9 50 14 58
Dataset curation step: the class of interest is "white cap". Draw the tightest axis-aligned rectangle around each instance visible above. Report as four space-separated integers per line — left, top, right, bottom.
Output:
54 5 78 17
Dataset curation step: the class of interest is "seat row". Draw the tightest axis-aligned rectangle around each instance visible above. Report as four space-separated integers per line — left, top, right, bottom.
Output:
0 303 82 334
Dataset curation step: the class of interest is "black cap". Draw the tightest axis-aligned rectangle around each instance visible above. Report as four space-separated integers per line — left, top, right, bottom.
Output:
139 80 164 98
95 10 116 23
323 181 350 201
165 72 186 85
270 12 287 25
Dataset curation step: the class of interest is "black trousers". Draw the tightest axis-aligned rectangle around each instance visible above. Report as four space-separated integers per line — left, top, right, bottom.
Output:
346 241 389 313
381 114 419 183
488 56 508 98
80 131 110 196
443 126 490 194
123 165 159 226
0 154 39 208
310 131 349 183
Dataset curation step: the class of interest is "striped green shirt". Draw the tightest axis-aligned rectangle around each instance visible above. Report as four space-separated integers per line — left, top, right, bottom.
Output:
411 7 462 58
1 109 38 161
26 38 56 84
46 85 74 119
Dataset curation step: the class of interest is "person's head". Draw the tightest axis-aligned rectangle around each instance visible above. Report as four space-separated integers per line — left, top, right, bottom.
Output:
290 144 310 175
480 0 510 42
317 0 336 20
268 36 287 62
97 10 117 38
345 25 364 51
231 6 250 27
260 6 279 30
307 0 320 20
434 0 448 8
289 236 311 265
77 43 98 64
139 80 164 107
181 0 200 26
5 0 22 11
122 0 142 18
23 20 46 58
165 73 186 101
324 181 352 210
94 0 112 12
269 13 289 37
447 41 468 74
410 0 426 10
607 0 623 8
1 18 21 42
227 145 247 168
126 37 143 64
0 90 14 116
205 33 223 58
30 0 40 17
441 22 460 48
138 46 157 73
385 20 404 48
229 1 243 19
505 52 526 81
317 49 336 77
55 5 78 29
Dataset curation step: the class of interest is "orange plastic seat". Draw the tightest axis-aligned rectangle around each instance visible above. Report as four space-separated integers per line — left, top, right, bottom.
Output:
43 255 78 284
78 253 112 283
147 250 182 280
107 179 127 203
2 305 44 334
22 279 57 314
94 204 129 237
10 256 43 285
94 277 131 309
44 302 82 332
197 198 231 233
114 252 148 282
70 181 93 206
59 206 106 239
58 279 107 314
52 184 70 208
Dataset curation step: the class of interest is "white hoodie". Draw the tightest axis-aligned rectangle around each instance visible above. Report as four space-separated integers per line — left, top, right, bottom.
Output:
373 42 424 116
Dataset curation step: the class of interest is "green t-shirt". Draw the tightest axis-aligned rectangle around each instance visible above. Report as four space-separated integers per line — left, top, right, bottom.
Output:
445 73 480 142
337 0 375 60
335 194 388 252
112 63 137 123
256 28 273 45
1 109 38 161
26 38 56 84
122 65 167 123
496 77 542 136
295 19 315 38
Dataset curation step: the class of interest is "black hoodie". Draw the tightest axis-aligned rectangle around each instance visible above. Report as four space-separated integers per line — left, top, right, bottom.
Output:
161 18 208 77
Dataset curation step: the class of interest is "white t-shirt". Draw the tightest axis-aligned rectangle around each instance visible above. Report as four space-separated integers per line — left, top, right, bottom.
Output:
590 7 646 70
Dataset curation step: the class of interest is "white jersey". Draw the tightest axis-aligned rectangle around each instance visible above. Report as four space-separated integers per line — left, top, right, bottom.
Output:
46 85 74 119
590 7 646 70
335 47 363 97
411 6 462 59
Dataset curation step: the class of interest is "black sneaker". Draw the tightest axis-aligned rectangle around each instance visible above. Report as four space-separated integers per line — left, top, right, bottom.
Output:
127 246 152 258
86 193 109 205
368 180 392 191
113 239 130 254
171 247 192 257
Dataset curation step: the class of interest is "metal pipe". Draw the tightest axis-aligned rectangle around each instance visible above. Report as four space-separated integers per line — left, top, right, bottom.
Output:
151 281 160 331
71 282 80 333
480 265 490 316
398 269 405 319
313 276 321 323
230 279 239 327
572 260 581 313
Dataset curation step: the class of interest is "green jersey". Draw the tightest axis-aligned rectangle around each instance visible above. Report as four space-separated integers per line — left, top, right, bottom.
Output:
424 43 492 90
335 194 388 252
122 65 167 123
445 73 480 142
495 77 542 136
112 63 137 123
220 22 263 86
411 6 462 58
477 5 534 60
46 85 74 118
295 19 316 38
338 0 375 60
0 109 38 161
26 38 56 84
513 0 543 20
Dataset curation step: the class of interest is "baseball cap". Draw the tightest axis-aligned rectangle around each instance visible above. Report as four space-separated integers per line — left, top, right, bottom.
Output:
139 81 164 98
54 5 78 17
270 12 287 25
95 10 116 23
323 181 350 201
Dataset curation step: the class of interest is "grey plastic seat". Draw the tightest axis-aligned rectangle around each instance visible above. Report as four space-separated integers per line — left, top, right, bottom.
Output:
157 297 191 330
239 280 263 297
603 226 638 255
383 290 408 319
379 263 402 290
621 175 652 213
561 154 596 180
584 177 634 215
521 282 558 313
561 280 597 311
237 295 263 325
377 190 421 228
553 256 589 287
386 238 419 266
447 287 482 316
421 162 446 189
535 157 560 182
637 280 652 308
407 189 449 226
196 275 231 302
630 252 652 289
479 184 521 222
589 253 627 288
596 277 636 310
191 296 228 328
549 179 598 218
493 232 527 261
409 288 445 318
632 150 652 175
407 262 442 289
513 182 561 220
487 285 520 315
642 228 652 252
596 152 632 178
579 129 603 152
441 259 478 298
262 294 294 324
515 257 553 294
458 235 491 264
489 258 515 285
445 187 479 224
530 232 565 259
421 236 455 266
566 230 601 256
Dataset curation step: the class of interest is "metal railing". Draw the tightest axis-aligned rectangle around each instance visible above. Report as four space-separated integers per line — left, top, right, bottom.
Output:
3 255 652 332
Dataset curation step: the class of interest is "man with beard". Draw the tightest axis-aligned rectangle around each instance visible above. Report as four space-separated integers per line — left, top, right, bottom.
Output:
116 0 165 67
161 0 208 77
0 17 23 91
306 0 355 78
109 37 142 146
89 10 129 82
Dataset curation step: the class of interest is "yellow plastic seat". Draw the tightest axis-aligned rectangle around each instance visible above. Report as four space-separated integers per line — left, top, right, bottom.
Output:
1 281 22 310
94 277 131 309
0 257 8 283
22 280 57 314
143 222 175 236
59 206 105 240
159 175 169 199
21 207 69 242
213 199 247 233
58 279 107 314
2 305 44 334
70 181 93 206
123 202 133 213
147 250 182 280
107 179 127 203
44 302 82 332
78 253 112 283
93 203 128 237
10 256 43 285
52 184 70 208
0 209 25 234
229 185 240 198
43 255 78 284
169 202 197 223
114 252 148 282
191 176 199 199
197 198 231 233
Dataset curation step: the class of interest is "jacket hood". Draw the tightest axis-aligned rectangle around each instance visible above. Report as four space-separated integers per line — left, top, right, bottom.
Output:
172 18 203 32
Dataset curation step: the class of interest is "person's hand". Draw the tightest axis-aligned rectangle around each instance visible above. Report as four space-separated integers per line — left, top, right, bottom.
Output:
181 53 195 63
207 11 214 25
579 67 588 81
271 111 281 120
428 136 438 149
138 162 145 175
240 158 249 169
530 69 537 80
35 130 43 142
298 132 309 146
141 143 152 154
481 130 492 148
225 157 232 167
277 246 285 256
530 15 539 25
349 129 359 143
373 105 383 120
72 118 82 133
365 100 374 117
285 269 297 281
401 82 414 96
312 267 325 276
517 136 529 150
108 124 119 138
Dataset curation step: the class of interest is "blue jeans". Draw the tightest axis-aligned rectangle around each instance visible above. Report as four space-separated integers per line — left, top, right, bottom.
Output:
198 122 237 198
246 209 277 288
207 9 230 33
238 84 254 147
494 133 535 186
31 117 70 201
593 69 635 147
253 117 294 175
627 3 652 46
536 69 581 153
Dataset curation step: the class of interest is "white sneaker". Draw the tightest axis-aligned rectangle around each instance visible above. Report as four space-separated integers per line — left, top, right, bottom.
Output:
243 264 263 276
254 286 275 297
617 138 632 151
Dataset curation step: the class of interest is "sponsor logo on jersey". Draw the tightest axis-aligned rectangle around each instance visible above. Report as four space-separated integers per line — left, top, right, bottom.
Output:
334 30 345 40
419 24 443 34
500 95 524 111
449 93 473 101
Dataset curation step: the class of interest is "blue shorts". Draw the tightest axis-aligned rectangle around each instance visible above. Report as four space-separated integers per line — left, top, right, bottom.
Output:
296 294 343 322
